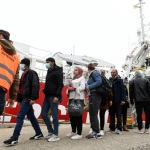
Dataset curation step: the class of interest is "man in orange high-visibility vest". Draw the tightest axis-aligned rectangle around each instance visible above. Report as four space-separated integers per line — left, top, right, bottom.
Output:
0 30 20 115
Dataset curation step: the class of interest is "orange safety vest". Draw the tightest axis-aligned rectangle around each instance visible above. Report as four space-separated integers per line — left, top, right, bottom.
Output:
0 45 20 91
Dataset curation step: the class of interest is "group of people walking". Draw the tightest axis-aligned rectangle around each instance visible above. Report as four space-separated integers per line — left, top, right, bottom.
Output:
0 29 64 146
0 29 150 147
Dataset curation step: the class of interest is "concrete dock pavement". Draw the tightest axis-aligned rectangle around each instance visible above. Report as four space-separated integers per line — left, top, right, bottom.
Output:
1 123 150 150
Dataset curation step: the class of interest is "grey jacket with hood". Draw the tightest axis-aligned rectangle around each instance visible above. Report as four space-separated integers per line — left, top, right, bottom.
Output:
0 39 20 99
129 71 150 104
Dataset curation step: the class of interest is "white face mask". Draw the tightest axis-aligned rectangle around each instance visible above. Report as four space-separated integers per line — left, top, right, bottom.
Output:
20 64 25 71
45 63 51 69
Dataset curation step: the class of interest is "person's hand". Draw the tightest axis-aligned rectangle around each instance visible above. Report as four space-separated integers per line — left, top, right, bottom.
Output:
120 101 125 105
68 87 75 91
7 99 15 107
18 102 21 105
109 101 112 106
130 100 134 106
53 97 59 103
85 86 89 91
30 100 35 105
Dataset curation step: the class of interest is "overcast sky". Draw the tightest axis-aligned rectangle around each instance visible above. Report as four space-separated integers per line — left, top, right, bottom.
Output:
1 0 150 72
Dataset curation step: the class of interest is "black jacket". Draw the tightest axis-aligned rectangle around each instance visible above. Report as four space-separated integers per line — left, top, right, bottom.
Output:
17 69 39 101
109 76 126 103
43 65 63 98
129 75 150 104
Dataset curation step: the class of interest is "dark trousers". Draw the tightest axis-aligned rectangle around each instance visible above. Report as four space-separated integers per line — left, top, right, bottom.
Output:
13 100 42 140
109 102 122 131
99 108 106 130
0 91 6 115
41 96 59 135
122 106 127 125
70 116 82 135
135 101 150 130
89 93 101 133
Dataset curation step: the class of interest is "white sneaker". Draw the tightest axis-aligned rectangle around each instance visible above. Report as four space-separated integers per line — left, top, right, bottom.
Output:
47 134 60 142
100 130 104 136
66 132 76 137
115 128 118 134
44 133 53 139
71 134 82 140
144 129 149 134
89 128 93 134
115 128 122 135
136 129 144 134
117 130 122 135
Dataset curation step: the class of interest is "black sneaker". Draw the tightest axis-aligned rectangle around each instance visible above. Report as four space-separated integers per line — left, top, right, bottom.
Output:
30 134 44 140
86 132 97 139
4 137 18 146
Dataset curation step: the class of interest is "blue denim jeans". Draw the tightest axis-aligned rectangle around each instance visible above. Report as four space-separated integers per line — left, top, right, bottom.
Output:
0 91 6 115
13 100 42 140
41 96 59 136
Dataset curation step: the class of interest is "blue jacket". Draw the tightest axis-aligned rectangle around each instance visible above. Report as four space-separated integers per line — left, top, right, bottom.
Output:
87 71 102 92
110 76 126 103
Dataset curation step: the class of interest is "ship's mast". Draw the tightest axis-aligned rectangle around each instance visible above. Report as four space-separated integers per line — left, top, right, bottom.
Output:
134 0 145 42
139 0 145 42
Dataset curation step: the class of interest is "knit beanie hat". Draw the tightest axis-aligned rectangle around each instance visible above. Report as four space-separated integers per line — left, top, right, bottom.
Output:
21 58 30 67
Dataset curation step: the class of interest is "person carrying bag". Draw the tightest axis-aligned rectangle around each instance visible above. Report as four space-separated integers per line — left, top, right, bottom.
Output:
66 67 85 140
68 97 84 116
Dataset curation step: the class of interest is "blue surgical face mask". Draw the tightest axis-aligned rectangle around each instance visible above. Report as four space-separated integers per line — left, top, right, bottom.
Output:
20 64 25 71
45 63 51 69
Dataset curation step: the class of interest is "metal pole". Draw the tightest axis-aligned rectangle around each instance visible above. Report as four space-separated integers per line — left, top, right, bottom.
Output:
139 0 145 41
72 45 75 66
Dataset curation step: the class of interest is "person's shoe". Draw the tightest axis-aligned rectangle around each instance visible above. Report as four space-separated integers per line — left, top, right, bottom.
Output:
97 134 102 139
47 134 60 142
29 134 43 140
100 130 104 136
115 128 118 134
3 137 18 146
66 132 76 137
123 125 129 132
86 131 101 139
136 129 144 134
116 129 122 135
71 134 82 140
44 133 53 139
89 128 93 134
144 129 149 134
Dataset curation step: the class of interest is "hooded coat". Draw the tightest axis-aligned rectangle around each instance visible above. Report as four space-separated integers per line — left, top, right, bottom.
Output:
129 71 150 104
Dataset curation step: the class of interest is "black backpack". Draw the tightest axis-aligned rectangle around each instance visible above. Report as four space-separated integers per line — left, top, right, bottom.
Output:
91 72 112 106
91 71 111 97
